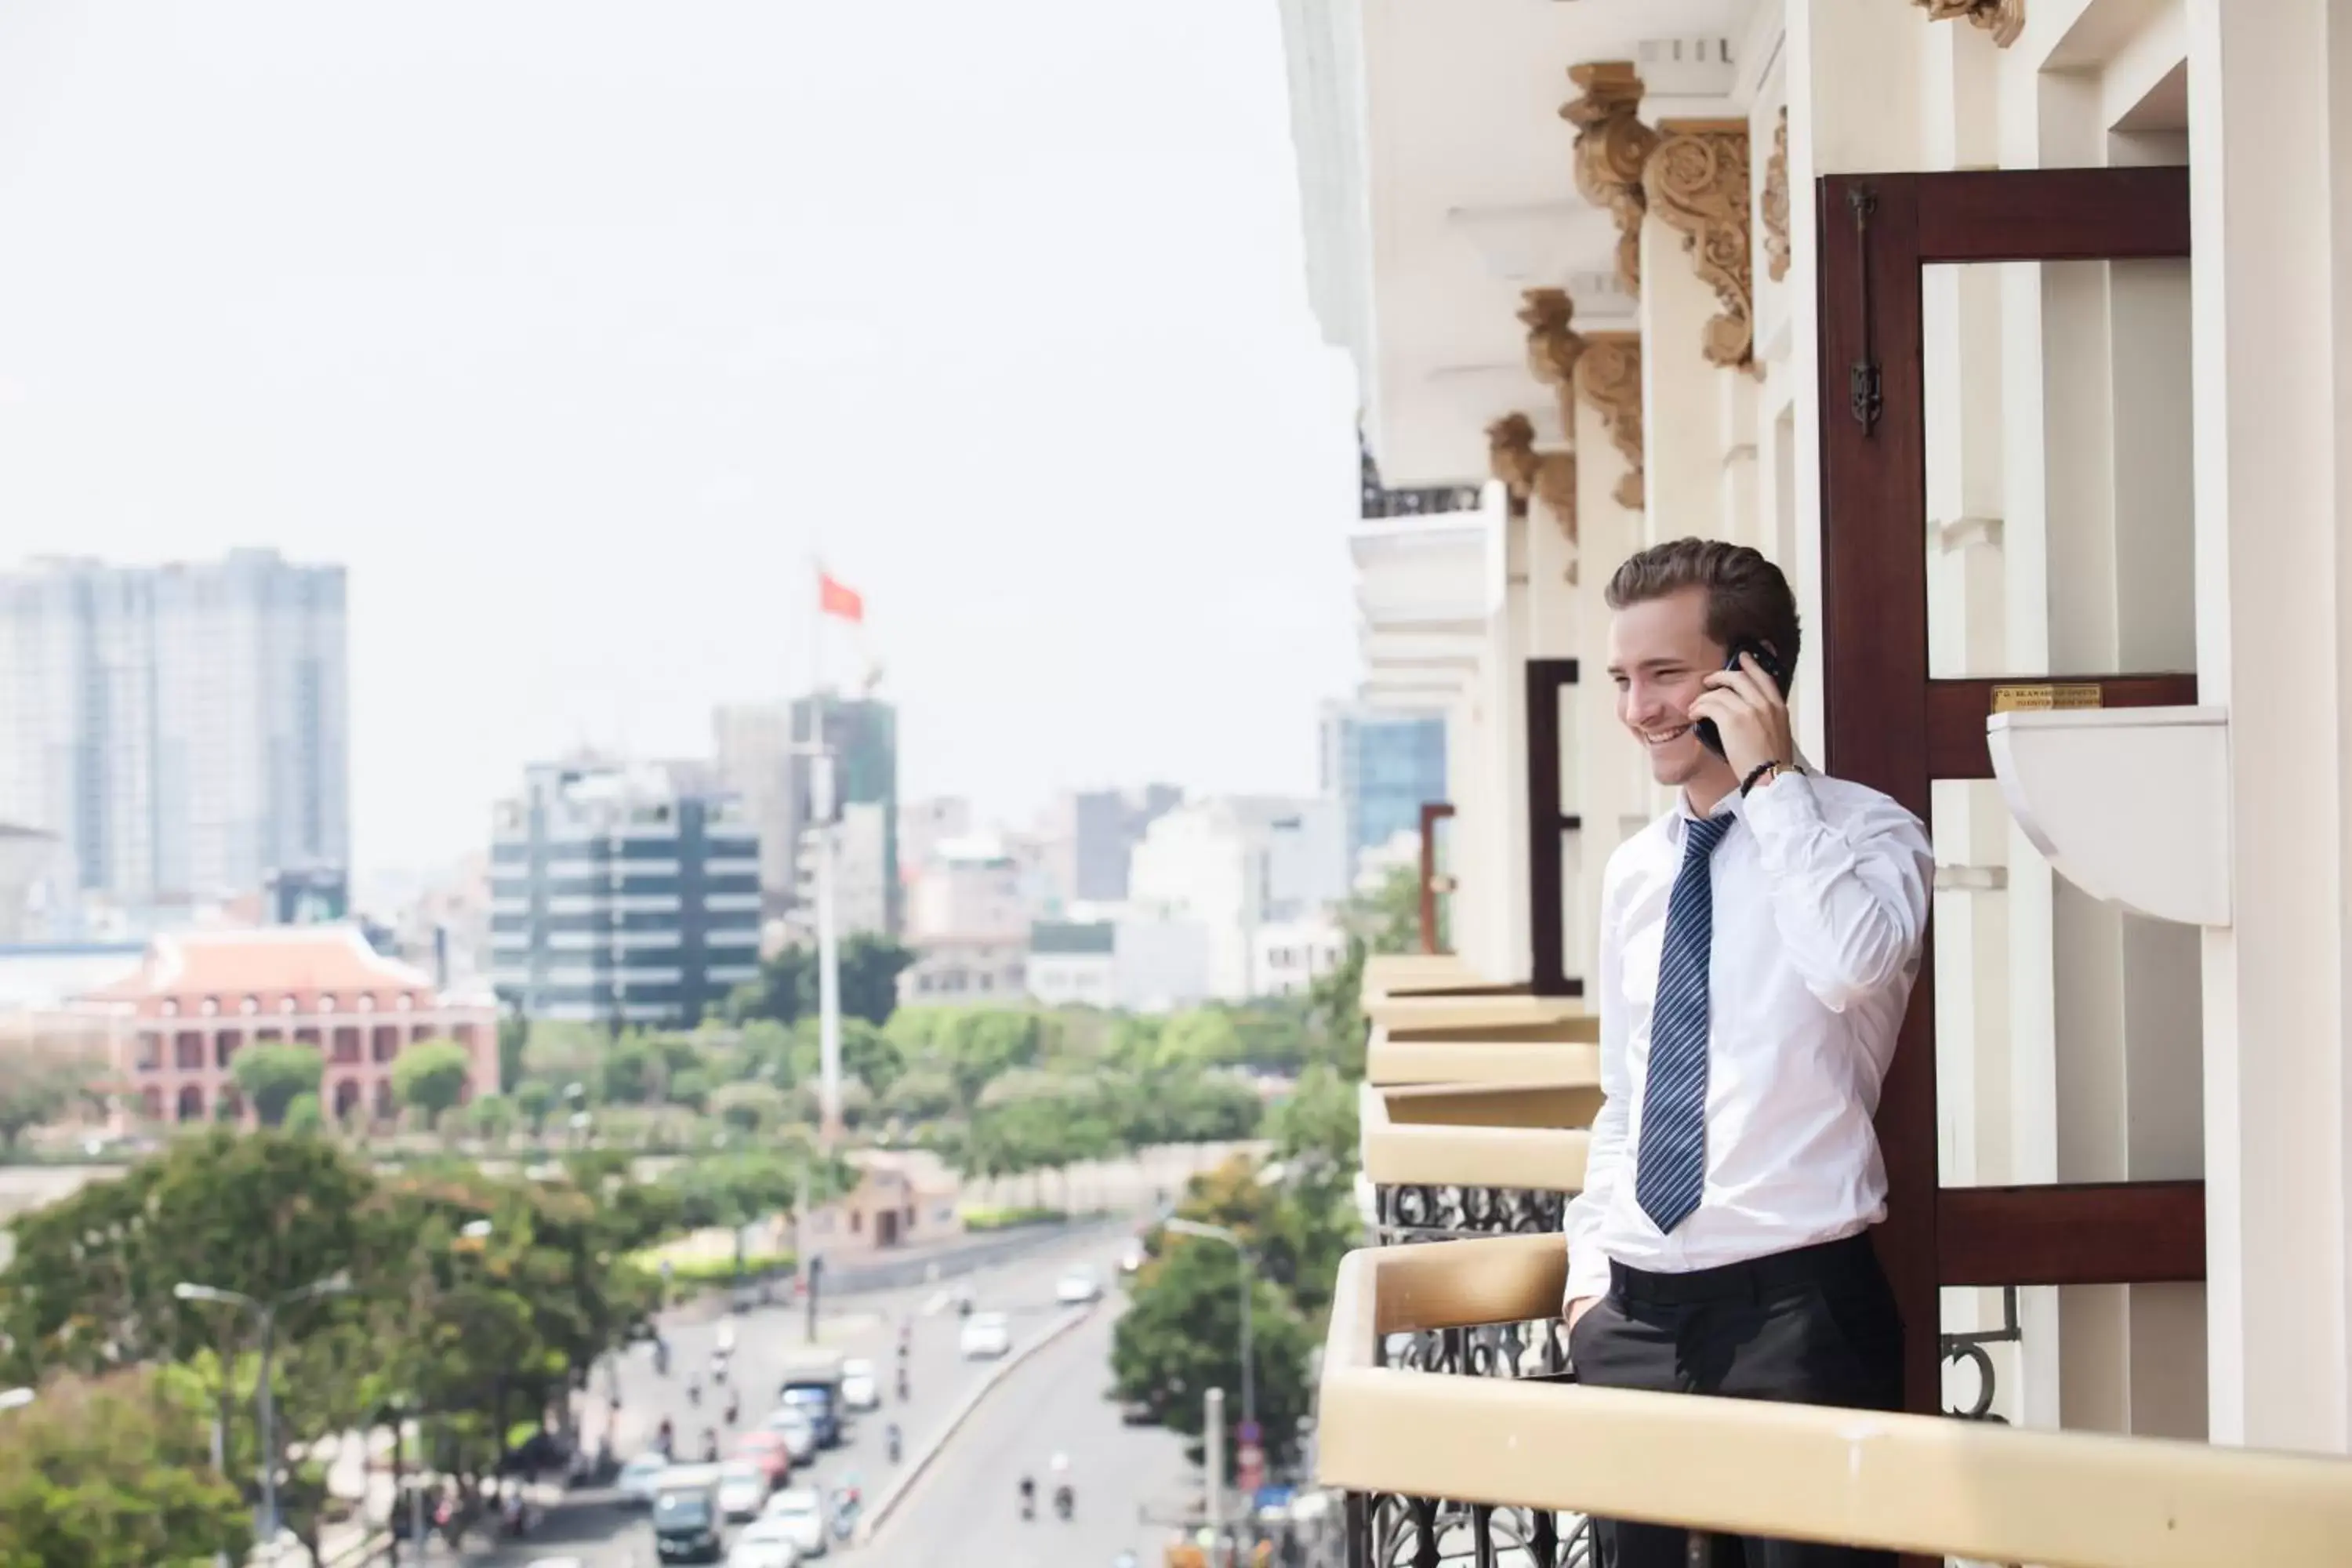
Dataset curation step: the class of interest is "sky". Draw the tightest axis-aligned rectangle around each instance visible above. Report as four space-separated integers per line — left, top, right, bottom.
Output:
0 2 1362 887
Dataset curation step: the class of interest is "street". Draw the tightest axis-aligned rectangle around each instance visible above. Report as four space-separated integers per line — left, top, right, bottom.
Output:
458 1221 1185 1566
845 1282 1195 1568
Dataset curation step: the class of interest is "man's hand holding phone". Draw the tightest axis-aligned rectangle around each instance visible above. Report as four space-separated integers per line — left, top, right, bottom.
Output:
1689 648 1795 783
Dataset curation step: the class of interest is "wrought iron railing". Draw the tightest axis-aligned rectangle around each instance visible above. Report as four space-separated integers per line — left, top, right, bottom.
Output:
1352 1145 1593 1568
1346 1297 1593 1568
1373 1180 1566 1246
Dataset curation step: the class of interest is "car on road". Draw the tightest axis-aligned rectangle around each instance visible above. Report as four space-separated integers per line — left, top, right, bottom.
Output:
734 1428 793 1487
716 1459 771 1521
652 1465 730 1563
762 1404 819 1463
618 1450 672 1507
959 1308 1011 1359
760 1485 830 1557
1054 1265 1102 1305
724 1515 804 1568
837 1356 880 1411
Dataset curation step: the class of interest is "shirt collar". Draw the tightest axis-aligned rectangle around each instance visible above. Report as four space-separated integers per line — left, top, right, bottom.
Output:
1671 789 1743 846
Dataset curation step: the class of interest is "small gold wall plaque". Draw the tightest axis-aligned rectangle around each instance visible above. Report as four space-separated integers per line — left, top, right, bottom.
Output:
1991 682 2104 713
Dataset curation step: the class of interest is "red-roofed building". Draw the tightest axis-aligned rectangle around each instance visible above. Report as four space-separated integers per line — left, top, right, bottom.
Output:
56 925 498 1131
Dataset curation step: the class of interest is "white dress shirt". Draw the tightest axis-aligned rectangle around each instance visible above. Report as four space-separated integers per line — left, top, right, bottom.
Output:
1561 770 1933 1307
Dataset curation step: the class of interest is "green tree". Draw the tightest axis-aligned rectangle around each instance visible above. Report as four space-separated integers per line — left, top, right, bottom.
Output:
229 1042 325 1128
496 1010 529 1093
1268 1062 1360 1178
728 937 913 1030
1156 1009 1247 1069
282 1092 325 1137
0 1130 382 1483
464 1091 517 1144
514 1080 557 1137
0 1044 96 1150
837 934 916 1025
390 1040 474 1130
1109 1238 1317 1472
0 1368 252 1568
710 1080 787 1135
726 946 815 1029
600 1036 658 1105
878 1065 958 1124
665 1068 712 1113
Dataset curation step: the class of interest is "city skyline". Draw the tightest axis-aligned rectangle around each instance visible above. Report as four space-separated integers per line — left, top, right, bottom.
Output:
0 2 1365 886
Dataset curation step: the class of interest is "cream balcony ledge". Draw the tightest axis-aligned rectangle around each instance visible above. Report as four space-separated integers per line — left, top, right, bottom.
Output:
1317 1236 2352 1568
1367 1037 1599 1093
1363 993 1591 1036
1363 1083 1592 1249
1360 952 1516 1006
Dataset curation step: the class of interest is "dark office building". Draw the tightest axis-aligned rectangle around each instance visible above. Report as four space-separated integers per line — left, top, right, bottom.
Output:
488 760 761 1026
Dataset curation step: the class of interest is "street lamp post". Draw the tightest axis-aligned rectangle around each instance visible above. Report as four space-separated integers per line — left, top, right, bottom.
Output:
176 1274 351 1559
1163 1218 1254 1479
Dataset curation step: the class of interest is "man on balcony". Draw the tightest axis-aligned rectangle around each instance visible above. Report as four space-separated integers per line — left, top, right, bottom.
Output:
1564 539 1932 1568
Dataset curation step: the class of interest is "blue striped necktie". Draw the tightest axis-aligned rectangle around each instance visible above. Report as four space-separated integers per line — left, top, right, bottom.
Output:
1635 812 1733 1234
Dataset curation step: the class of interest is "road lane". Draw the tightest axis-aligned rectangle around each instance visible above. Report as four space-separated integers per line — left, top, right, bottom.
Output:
845 1285 1196 1568
471 1222 1151 1566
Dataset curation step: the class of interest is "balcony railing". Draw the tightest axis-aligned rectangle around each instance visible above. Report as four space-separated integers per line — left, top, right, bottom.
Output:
1316 1233 2352 1566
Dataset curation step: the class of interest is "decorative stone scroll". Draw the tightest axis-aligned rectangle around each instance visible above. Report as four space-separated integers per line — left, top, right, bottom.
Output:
1485 412 1578 578
1571 333 1644 511
1644 119 1755 369
1761 108 1791 284
1516 287 1584 434
1559 62 1659 297
1916 0 2025 46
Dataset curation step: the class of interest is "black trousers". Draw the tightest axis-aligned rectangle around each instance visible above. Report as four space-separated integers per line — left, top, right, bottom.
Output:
1567 1232 1904 1568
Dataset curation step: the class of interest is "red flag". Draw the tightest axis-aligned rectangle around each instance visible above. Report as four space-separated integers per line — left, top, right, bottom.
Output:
818 571 864 624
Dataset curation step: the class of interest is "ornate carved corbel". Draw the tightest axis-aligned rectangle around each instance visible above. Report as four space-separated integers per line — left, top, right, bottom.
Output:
1644 119 1755 370
1517 288 1584 435
1571 333 1644 511
1560 62 1660 297
1485 412 1579 576
1915 0 2025 46
1761 108 1791 285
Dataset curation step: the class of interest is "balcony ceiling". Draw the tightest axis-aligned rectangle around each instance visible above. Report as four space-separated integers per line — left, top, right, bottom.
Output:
1362 0 1755 486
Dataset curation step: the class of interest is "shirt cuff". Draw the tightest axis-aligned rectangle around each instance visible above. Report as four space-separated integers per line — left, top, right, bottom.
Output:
1563 1241 1611 1309
1739 765 1823 846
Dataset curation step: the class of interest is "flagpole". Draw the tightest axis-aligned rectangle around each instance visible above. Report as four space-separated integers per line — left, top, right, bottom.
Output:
809 557 844 1150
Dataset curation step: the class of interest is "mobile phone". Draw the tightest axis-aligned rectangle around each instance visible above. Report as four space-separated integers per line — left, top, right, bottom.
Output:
1696 640 1790 758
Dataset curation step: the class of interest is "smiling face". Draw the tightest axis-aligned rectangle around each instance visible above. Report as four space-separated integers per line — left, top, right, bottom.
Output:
1606 585 1737 796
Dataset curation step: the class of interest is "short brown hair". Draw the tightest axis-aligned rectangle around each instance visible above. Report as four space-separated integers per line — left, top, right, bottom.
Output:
1604 537 1802 677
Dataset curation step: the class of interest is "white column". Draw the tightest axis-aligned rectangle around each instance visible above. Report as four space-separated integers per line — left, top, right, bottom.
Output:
1573 395 1650 978
1639 214 1726 547
1919 14 2024 1425
1485 511 1534 984
2187 0 2352 1454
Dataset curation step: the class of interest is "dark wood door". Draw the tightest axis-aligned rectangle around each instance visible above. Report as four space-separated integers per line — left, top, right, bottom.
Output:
1813 167 2204 1445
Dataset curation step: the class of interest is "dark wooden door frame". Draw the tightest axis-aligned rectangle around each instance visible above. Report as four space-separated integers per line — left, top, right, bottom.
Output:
1417 801 1455 956
1814 167 2203 1438
1523 658 1584 998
